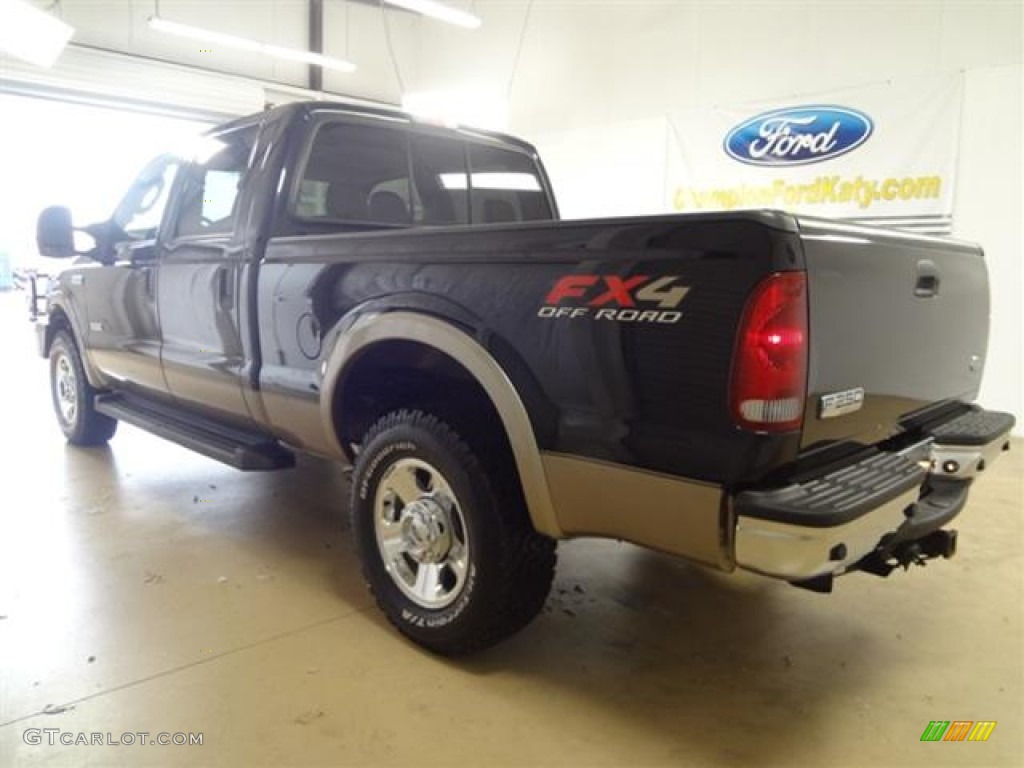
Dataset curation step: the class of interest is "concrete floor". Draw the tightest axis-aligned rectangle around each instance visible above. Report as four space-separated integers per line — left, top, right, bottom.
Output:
0 289 1021 768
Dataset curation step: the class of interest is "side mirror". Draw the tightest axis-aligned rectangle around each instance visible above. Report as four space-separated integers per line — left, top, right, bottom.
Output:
37 206 75 258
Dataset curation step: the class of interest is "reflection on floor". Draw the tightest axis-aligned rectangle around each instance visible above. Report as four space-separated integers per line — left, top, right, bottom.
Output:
0 290 1021 767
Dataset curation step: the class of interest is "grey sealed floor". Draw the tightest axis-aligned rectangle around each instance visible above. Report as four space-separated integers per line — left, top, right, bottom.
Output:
0 291 1020 767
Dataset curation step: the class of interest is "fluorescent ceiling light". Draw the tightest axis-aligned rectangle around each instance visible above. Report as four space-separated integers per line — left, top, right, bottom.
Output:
0 0 74 68
383 0 481 29
148 16 356 73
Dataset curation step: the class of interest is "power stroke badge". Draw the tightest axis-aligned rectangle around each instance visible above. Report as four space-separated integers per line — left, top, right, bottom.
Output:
538 274 690 323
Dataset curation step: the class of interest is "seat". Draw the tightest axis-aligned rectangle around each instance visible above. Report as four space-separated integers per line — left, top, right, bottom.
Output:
482 199 517 223
368 190 410 224
419 189 457 225
326 184 368 221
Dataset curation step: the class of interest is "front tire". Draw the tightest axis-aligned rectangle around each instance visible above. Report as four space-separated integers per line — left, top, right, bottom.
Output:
351 410 556 655
49 330 117 446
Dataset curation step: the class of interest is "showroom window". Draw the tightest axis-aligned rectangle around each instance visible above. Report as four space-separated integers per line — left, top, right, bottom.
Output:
295 122 412 226
468 144 552 224
173 126 258 238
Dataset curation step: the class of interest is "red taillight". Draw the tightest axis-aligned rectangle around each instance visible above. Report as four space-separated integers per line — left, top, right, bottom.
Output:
730 271 808 432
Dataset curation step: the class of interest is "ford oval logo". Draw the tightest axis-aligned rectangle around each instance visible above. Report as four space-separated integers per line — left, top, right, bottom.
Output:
724 105 874 166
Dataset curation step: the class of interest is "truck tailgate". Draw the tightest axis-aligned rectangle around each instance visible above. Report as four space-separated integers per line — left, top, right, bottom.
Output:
797 218 989 449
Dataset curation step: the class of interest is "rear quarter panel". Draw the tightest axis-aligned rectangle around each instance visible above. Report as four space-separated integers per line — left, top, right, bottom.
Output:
257 212 804 485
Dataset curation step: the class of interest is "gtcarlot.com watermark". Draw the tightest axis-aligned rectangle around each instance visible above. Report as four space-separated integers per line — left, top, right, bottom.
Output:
23 729 203 747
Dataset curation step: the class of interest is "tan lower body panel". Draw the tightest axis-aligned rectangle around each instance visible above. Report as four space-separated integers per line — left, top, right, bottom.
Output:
541 452 730 570
261 388 339 460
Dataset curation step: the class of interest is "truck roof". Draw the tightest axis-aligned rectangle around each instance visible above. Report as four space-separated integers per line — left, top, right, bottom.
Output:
213 100 541 156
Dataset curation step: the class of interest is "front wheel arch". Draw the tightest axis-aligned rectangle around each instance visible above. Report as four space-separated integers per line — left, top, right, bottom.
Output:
44 306 72 358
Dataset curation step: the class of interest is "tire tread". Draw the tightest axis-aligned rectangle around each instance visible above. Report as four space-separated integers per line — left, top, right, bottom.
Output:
50 331 117 446
352 409 556 655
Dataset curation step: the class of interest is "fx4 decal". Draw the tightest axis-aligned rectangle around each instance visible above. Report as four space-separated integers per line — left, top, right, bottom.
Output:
538 275 690 324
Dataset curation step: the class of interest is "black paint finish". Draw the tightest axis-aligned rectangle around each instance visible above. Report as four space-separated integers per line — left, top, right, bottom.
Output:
53 101 990 493
258 213 805 485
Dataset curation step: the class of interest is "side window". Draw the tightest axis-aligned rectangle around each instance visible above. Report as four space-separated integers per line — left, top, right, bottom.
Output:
294 122 412 226
173 127 257 238
468 144 552 223
410 135 469 226
115 156 181 239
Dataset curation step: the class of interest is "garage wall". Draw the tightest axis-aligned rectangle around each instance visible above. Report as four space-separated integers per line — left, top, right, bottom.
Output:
411 0 1023 429
953 64 1022 435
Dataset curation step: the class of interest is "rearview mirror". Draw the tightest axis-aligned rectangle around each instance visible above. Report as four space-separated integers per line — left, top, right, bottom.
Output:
37 206 75 258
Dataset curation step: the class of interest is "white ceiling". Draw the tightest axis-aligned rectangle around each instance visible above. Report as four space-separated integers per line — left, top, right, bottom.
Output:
37 0 422 102
1 1 1021 132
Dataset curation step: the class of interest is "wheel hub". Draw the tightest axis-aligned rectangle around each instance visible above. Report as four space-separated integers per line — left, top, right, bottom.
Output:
373 456 470 610
400 497 453 563
55 353 77 423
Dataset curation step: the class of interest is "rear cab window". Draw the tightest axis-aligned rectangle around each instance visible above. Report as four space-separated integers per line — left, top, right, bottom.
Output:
295 122 412 227
469 144 552 223
411 134 469 226
290 114 553 231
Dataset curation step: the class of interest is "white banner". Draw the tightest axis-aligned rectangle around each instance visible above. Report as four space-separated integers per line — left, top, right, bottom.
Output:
666 74 964 234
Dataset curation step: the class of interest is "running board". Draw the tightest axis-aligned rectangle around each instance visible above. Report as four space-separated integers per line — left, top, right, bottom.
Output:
95 393 296 471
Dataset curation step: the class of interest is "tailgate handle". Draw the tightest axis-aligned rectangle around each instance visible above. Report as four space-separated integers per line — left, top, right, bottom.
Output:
915 260 940 298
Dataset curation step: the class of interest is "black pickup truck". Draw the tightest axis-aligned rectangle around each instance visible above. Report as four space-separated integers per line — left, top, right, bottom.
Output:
34 101 1013 654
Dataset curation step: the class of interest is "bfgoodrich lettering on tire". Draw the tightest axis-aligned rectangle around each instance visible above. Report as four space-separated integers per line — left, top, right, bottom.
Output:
49 330 117 446
351 410 556 655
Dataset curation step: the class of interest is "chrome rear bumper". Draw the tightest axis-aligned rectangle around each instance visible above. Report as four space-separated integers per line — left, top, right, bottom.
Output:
735 485 919 581
734 409 1013 583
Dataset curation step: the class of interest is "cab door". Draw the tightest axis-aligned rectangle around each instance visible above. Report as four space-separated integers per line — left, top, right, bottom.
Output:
81 156 180 394
157 125 258 423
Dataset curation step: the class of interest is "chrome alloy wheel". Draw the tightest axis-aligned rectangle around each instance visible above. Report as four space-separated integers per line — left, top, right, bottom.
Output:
54 352 78 425
374 457 470 609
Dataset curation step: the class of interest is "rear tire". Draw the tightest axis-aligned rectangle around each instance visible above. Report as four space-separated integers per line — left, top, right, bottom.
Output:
49 330 117 446
351 409 556 655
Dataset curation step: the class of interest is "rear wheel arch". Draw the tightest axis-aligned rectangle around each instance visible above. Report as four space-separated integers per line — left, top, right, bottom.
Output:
322 312 562 538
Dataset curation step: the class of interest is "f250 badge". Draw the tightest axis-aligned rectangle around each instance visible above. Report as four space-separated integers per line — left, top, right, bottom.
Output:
538 275 689 324
819 387 865 419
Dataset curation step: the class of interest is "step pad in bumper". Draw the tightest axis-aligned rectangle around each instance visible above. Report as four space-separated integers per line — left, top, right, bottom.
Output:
734 447 930 580
929 407 1014 480
736 451 926 528
931 408 1015 446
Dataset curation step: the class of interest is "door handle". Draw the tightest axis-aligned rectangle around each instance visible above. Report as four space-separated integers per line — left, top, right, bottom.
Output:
915 260 940 298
